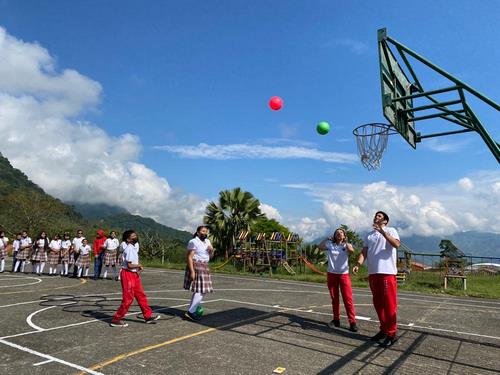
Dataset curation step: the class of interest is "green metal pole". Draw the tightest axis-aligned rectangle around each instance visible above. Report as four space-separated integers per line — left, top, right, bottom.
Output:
386 35 500 111
463 103 500 163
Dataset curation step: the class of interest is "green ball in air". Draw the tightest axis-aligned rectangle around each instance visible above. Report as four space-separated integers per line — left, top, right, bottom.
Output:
316 121 330 135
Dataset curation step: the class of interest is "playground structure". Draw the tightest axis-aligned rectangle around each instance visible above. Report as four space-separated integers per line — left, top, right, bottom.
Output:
231 231 303 275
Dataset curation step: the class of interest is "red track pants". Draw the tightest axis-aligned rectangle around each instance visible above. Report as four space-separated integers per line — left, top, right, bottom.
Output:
327 272 356 323
113 269 152 322
369 274 397 337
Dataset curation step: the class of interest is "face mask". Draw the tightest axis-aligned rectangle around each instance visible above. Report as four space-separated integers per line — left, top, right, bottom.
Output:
198 234 207 241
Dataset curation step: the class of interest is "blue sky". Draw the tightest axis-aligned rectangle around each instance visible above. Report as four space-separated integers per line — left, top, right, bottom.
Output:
0 1 498 239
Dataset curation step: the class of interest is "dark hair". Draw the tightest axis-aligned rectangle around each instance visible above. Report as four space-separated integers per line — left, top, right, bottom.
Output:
376 211 390 223
122 229 137 242
63 232 70 238
193 225 209 238
53 233 61 239
0 230 4 237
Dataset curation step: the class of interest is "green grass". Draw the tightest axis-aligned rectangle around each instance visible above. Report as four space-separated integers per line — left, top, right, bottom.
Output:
143 259 500 300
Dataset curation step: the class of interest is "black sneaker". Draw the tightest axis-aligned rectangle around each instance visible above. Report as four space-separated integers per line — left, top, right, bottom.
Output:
370 331 386 342
110 320 128 328
349 323 358 332
145 315 161 324
184 311 200 322
380 336 398 348
329 319 341 328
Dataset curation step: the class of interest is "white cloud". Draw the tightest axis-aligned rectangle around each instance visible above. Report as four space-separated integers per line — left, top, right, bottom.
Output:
282 171 500 237
458 177 474 192
287 217 330 242
259 203 282 222
0 27 205 231
335 38 369 55
424 138 472 153
156 143 357 164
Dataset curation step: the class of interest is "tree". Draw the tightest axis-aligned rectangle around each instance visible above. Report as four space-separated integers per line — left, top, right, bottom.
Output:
251 216 290 237
204 187 264 259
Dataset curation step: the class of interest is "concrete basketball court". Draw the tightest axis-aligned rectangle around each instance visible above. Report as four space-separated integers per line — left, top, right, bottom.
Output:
1 267 499 374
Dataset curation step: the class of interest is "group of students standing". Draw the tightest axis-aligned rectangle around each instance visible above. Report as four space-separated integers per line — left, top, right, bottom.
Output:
2 213 401 347
1 228 123 280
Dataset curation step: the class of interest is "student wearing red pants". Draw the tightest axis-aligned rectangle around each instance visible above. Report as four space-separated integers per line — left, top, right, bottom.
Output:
110 230 160 327
353 211 400 348
320 228 357 332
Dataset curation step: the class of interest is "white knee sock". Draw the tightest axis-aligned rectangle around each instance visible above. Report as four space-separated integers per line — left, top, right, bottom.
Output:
103 268 108 279
188 292 204 313
84 268 89 277
40 262 45 274
20 261 25 273
35 263 40 274
64 263 69 275
0 259 4 272
78 266 82 278
14 260 21 272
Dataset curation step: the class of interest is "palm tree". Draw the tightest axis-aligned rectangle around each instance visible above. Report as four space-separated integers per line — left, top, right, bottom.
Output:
204 187 264 259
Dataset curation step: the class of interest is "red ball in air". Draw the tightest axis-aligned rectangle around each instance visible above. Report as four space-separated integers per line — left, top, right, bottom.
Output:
269 96 283 111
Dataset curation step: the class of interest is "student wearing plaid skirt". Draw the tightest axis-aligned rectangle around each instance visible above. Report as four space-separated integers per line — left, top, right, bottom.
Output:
14 231 32 273
48 234 62 275
11 233 22 272
32 232 49 275
102 231 120 280
76 239 91 278
0 231 8 273
60 233 71 276
184 225 214 321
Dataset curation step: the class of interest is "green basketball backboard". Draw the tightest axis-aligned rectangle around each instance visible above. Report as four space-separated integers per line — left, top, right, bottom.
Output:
378 28 417 148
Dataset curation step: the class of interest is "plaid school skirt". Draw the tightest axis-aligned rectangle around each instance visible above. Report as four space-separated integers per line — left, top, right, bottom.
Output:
60 249 70 263
104 250 117 266
117 252 123 265
48 251 60 265
32 249 47 262
183 261 213 294
0 248 7 259
76 254 90 268
16 248 30 260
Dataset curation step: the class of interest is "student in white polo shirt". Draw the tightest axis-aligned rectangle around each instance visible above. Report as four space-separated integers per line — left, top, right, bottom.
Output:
183 225 214 321
353 211 400 348
320 227 358 332
110 230 160 327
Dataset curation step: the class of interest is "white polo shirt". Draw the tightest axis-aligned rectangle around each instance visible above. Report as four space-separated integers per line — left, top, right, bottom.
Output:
61 240 71 249
72 236 85 251
13 239 21 252
79 244 91 256
325 241 350 274
187 237 211 262
104 238 120 251
21 237 32 248
364 227 400 275
49 240 62 250
122 242 140 272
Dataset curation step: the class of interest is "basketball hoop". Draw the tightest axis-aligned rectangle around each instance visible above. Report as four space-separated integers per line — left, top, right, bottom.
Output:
353 123 396 171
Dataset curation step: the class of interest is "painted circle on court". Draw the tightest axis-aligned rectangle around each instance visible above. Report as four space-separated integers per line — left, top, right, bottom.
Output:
0 275 43 288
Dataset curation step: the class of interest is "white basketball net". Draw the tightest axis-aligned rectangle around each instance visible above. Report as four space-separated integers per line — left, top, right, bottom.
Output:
353 123 391 171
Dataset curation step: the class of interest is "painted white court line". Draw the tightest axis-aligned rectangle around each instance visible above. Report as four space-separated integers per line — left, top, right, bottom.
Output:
33 359 54 366
0 299 220 340
355 316 372 321
0 338 104 375
0 300 41 308
0 275 43 288
27 306 56 331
